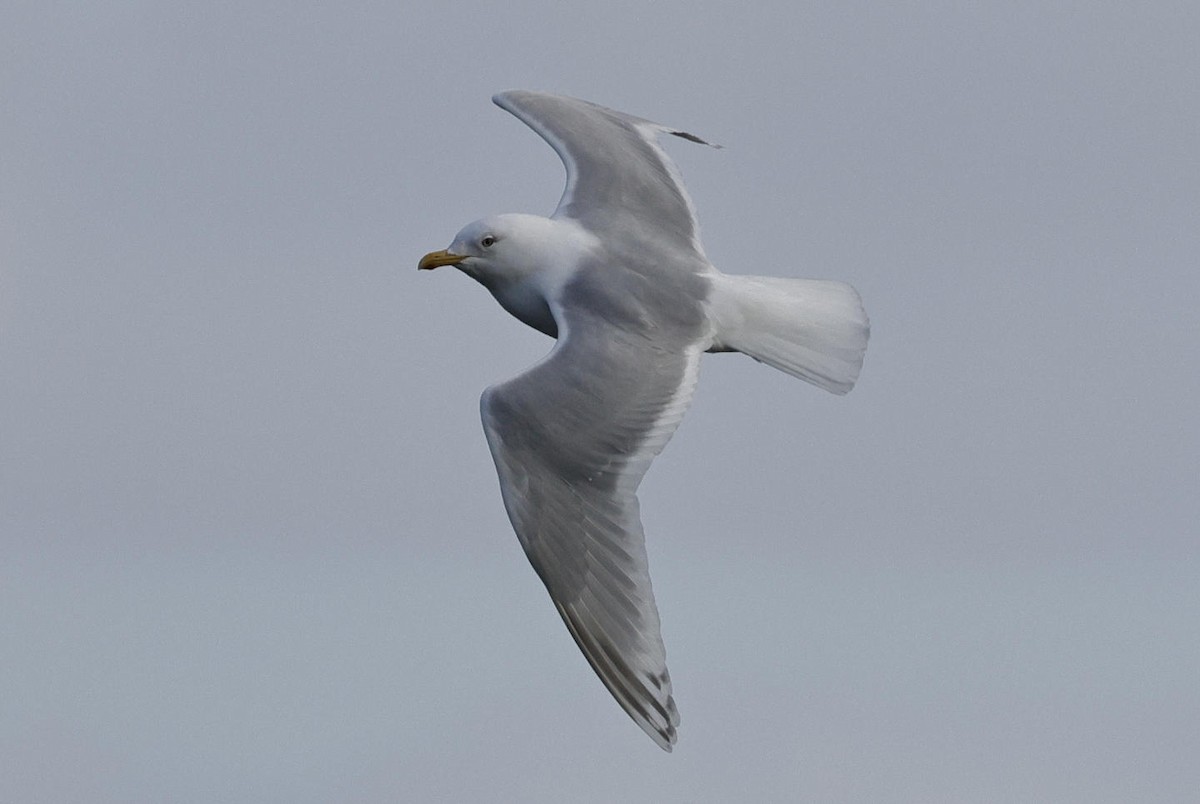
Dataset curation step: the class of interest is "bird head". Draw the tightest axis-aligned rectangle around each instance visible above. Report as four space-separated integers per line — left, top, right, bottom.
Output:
418 214 533 282
418 213 599 288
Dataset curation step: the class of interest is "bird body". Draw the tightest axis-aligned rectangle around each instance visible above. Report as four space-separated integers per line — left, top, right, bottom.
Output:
420 91 869 750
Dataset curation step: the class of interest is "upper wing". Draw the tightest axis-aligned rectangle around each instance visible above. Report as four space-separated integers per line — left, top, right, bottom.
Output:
493 90 717 259
480 296 702 751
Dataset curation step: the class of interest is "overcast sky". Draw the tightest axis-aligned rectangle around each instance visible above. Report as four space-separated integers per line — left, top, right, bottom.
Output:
3 2 1198 802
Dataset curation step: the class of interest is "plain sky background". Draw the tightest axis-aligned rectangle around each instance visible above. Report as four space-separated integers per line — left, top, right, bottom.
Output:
3 2 1198 802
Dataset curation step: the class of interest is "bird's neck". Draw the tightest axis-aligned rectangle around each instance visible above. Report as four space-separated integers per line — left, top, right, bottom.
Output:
485 276 559 338
478 215 597 338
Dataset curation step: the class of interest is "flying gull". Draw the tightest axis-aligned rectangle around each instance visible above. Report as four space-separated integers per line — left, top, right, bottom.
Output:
419 91 869 750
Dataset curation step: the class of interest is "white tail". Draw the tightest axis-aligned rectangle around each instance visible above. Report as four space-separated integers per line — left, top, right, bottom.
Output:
707 273 869 395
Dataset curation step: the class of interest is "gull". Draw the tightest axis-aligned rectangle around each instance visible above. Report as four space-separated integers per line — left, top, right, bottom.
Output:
419 91 869 751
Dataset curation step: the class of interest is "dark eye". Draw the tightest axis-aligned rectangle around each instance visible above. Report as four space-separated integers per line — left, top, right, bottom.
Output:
480 235 496 248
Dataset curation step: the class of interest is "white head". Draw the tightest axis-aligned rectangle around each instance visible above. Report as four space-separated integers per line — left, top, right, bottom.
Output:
418 213 595 288
420 213 599 336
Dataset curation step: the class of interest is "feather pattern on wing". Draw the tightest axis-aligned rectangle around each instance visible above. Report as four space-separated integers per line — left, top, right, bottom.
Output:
480 280 702 750
494 90 716 260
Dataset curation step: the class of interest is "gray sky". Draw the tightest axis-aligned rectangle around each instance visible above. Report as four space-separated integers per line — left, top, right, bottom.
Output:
3 2 1198 802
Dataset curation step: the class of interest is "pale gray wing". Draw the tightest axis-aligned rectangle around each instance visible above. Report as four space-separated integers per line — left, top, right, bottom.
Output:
479 288 702 751
493 90 716 259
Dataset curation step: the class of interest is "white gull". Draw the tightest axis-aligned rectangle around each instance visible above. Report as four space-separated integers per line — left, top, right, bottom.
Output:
419 91 869 750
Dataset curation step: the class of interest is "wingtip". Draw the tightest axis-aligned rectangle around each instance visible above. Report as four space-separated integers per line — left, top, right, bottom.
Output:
669 129 723 149
492 92 722 151
644 689 680 752
647 721 678 752
493 89 536 109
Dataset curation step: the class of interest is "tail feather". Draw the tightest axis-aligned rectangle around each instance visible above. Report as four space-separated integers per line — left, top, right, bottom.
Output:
708 273 869 394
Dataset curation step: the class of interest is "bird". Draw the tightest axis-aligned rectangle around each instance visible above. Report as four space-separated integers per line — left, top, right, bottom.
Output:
419 91 869 751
